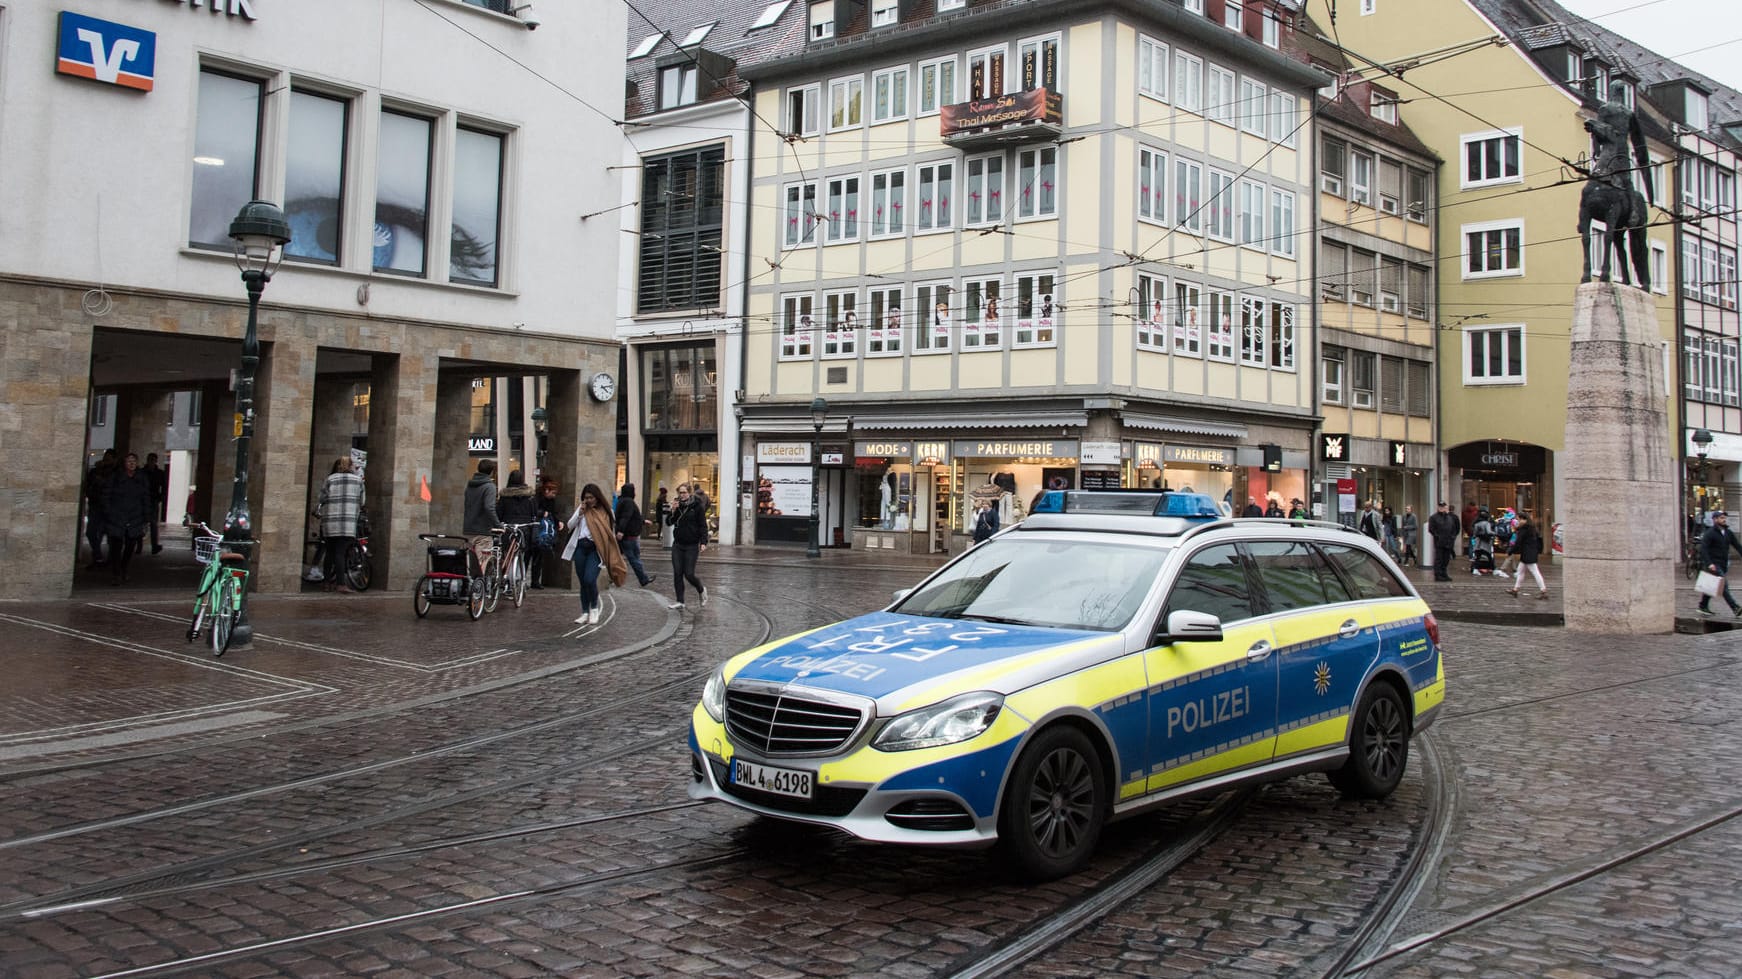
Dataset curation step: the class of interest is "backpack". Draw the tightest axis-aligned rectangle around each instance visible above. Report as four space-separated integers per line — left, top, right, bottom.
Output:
973 507 999 541
536 516 558 550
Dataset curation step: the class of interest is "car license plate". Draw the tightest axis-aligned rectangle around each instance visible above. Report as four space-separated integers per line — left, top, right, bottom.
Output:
732 759 814 799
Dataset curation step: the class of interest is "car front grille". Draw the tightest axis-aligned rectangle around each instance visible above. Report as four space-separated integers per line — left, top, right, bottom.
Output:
724 687 865 756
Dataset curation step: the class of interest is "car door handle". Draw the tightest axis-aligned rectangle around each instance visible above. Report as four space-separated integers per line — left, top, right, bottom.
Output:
1246 640 1272 661
1339 619 1361 639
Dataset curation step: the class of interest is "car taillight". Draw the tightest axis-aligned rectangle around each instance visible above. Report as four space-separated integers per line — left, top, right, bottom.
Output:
1424 612 1440 648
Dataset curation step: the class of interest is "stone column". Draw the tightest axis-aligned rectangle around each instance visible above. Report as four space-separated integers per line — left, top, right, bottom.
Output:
433 370 475 536
1562 282 1677 633
370 350 437 591
306 376 358 553
254 335 317 593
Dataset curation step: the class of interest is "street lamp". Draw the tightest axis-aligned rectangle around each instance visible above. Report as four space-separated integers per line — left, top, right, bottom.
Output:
225 200 291 647
530 405 549 472
1694 428 1714 529
807 396 827 558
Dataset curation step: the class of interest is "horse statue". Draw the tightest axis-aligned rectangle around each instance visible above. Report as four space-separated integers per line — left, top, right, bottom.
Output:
1578 80 1653 290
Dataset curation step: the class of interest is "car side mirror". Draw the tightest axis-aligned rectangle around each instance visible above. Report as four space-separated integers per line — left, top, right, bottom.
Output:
1155 609 1223 645
891 587 912 604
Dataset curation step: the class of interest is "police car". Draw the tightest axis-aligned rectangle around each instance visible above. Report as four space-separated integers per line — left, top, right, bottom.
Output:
688 490 1444 879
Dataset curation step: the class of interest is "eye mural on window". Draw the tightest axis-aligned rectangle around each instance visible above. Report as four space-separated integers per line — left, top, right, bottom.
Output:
374 111 433 276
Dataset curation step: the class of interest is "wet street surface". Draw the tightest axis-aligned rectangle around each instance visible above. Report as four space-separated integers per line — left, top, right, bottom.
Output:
3 550 1740 977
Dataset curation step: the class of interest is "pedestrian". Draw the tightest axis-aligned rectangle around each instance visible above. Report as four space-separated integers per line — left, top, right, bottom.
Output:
1287 498 1309 520
1399 504 1419 567
666 482 709 610
1427 501 1460 581
612 482 657 587
530 477 568 589
1264 497 1284 518
142 452 167 554
1358 500 1383 542
561 482 627 625
1697 510 1742 617
1241 495 1264 518
102 452 153 585
316 456 365 592
463 458 498 571
1495 509 1521 578
1506 516 1548 599
1381 505 1400 560
84 449 116 569
1470 508 1495 575
971 501 998 544
1461 502 1479 557
496 469 539 577
655 485 673 548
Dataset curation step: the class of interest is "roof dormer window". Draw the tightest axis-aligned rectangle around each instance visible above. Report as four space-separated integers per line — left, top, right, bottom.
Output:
679 23 714 46
1371 87 1397 124
1224 0 1243 31
938 0 966 10
1689 87 1710 130
872 0 898 27
749 0 791 30
629 33 661 59
809 2 834 40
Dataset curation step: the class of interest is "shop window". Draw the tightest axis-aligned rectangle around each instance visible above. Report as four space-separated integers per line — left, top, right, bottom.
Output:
1270 303 1295 370
375 110 434 277
1139 146 1167 225
1206 288 1235 361
1206 168 1236 242
780 293 815 360
1136 272 1168 352
828 74 863 131
787 84 821 136
469 377 494 439
966 154 1005 226
1174 281 1202 356
190 70 264 250
824 175 861 243
1463 325 1525 384
1239 179 1266 249
962 277 1003 348
1175 157 1203 233
869 167 906 238
284 89 348 266
872 65 909 123
783 181 819 247
1013 272 1057 347
1174 50 1203 114
915 281 953 352
918 56 956 116
1017 146 1057 219
1139 35 1168 101
868 287 904 355
916 160 954 232
1350 350 1375 407
823 290 859 358
1322 348 1345 404
642 344 718 432
1239 296 1267 365
638 145 724 312
1271 189 1295 257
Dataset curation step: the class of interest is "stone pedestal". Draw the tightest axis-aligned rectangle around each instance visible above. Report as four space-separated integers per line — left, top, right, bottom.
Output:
1562 282 1677 633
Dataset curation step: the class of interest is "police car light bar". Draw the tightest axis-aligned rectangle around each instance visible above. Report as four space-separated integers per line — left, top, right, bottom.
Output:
1031 489 1221 519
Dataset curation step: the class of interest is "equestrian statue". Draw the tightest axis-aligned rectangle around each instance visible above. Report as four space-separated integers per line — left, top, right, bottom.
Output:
1579 79 1653 289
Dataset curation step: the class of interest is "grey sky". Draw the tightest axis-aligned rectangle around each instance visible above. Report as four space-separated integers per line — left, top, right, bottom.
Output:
1556 0 1742 93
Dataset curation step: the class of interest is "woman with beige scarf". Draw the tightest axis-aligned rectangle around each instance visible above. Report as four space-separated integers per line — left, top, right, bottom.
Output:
560 482 628 625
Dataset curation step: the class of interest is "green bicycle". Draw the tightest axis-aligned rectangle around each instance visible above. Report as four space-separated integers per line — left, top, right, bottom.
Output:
188 521 252 657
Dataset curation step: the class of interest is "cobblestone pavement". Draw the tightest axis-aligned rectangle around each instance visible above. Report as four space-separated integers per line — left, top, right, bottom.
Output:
2 546 1740 977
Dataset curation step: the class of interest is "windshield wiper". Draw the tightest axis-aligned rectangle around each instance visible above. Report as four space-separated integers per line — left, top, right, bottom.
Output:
951 613 1033 625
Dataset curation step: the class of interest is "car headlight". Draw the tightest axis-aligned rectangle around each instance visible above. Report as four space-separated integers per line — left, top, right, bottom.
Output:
872 692 1003 752
701 667 726 722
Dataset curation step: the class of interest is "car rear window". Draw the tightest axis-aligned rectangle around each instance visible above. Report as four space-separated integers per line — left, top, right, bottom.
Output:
1163 544 1253 624
1318 543 1409 600
1245 540 1351 612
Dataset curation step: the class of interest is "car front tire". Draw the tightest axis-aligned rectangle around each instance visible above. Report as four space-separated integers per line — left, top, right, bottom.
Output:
997 725 1106 881
1329 682 1409 798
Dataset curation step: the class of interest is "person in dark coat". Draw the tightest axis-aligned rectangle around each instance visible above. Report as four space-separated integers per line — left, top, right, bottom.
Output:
495 468 539 580
1461 502 1479 556
1505 516 1547 599
1697 510 1742 616
612 483 655 587
143 452 167 554
1241 496 1264 518
1427 501 1461 581
1264 498 1284 518
1399 505 1420 567
102 452 153 584
530 477 568 589
84 449 116 569
665 483 709 610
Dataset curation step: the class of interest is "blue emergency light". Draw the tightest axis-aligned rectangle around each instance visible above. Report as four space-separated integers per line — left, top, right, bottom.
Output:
1030 489 1221 520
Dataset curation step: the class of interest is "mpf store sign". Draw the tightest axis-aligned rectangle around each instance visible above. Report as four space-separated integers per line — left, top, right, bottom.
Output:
56 12 156 92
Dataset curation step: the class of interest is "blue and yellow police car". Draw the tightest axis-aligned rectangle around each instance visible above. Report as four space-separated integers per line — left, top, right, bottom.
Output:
688 490 1444 879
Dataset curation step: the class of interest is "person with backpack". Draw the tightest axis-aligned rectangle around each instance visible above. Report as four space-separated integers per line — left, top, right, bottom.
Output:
612 482 656 587
530 477 567 589
1506 516 1548 600
972 501 999 544
666 482 709 610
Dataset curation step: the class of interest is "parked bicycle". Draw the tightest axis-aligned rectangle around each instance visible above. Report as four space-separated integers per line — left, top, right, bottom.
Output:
1685 536 1704 580
187 521 251 656
498 521 539 610
303 510 372 591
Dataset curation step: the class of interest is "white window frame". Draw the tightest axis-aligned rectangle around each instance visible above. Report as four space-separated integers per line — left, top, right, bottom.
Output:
1378 157 1403 215
1239 77 1267 137
1462 219 1525 279
1174 51 1203 115
1463 324 1527 385
659 64 698 110
968 43 1009 99
783 180 819 248
1322 350 1345 404
1360 0 1377 13
1651 240 1669 295
1271 90 1297 147
965 153 1006 227
828 74 864 131
1239 179 1266 249
937 0 965 10
1723 245 1739 310
1683 236 1703 301
781 293 815 360
871 0 898 28
1705 336 1723 402
1139 35 1168 102
1136 272 1168 352
1139 146 1167 225
749 1 792 31
1017 34 1058 92
1012 271 1058 347
1224 0 1244 30
1205 289 1235 362
915 159 954 233
867 286 905 356
1207 64 1237 126
1350 350 1375 408
1725 339 1740 407
629 34 660 59
1704 240 1721 305
809 1 834 40
915 281 954 353
1271 188 1295 257
822 289 859 359
1460 128 1523 189
1183 0 1204 12
1321 136 1345 196
1350 151 1373 206
1685 332 1704 400
1370 92 1397 124
1239 295 1267 365
1016 146 1057 219
823 174 861 244
1206 168 1236 242
1262 10 1280 47
1269 302 1295 370
962 276 1004 349
918 56 957 116
1174 280 1203 356
871 65 909 124
678 23 715 46
787 84 820 137
869 166 906 239
1175 157 1203 233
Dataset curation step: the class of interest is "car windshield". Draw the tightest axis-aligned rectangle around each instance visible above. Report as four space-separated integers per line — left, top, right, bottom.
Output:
894 535 1170 631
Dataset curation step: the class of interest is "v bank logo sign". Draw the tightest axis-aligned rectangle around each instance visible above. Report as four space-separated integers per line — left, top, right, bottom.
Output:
56 12 157 92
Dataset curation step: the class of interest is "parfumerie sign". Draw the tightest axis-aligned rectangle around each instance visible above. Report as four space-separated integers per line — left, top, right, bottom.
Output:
150 0 259 21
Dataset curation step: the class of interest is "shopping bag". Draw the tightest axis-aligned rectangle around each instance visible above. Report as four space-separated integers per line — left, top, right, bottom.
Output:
1696 571 1724 597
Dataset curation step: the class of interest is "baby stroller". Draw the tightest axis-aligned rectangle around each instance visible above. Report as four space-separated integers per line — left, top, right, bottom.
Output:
415 533 486 620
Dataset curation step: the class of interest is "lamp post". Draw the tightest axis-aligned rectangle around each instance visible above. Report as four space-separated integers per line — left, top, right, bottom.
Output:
1694 428 1714 531
807 397 827 558
530 405 549 474
224 200 292 647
